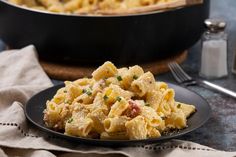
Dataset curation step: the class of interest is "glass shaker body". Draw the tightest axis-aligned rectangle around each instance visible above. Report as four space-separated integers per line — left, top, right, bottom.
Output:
200 30 228 79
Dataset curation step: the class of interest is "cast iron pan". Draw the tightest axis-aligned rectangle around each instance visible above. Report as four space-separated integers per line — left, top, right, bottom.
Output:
25 83 211 146
0 0 210 65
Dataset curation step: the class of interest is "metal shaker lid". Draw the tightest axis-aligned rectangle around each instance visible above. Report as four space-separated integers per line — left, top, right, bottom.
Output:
204 19 226 32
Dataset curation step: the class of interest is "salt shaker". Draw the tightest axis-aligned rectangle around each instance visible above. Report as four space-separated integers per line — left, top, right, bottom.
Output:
200 19 228 79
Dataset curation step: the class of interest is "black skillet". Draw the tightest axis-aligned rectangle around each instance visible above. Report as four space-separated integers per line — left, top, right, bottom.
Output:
0 0 210 65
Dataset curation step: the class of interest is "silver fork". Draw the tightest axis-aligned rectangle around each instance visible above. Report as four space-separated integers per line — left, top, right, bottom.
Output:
168 62 236 99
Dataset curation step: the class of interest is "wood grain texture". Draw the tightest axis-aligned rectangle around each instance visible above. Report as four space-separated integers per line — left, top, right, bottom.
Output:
40 51 187 81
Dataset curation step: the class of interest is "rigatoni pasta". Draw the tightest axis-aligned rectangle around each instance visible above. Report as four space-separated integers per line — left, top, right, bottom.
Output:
9 0 175 15
131 72 156 97
104 116 129 133
43 61 196 140
125 116 148 139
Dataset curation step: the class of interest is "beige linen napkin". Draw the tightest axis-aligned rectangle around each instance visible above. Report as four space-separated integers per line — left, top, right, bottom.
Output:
0 45 235 157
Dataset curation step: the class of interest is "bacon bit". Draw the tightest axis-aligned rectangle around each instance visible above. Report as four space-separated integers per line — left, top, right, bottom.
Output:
124 100 141 118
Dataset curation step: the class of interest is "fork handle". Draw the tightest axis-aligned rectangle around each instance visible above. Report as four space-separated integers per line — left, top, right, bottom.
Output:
200 80 236 98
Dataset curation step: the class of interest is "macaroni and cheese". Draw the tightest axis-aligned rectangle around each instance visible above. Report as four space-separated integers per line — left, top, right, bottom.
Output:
43 61 196 140
9 0 173 14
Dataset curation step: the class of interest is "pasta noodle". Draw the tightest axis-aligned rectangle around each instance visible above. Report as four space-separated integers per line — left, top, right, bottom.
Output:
43 61 196 140
131 71 156 97
108 98 129 118
100 131 129 140
9 0 175 15
104 116 129 133
125 116 148 139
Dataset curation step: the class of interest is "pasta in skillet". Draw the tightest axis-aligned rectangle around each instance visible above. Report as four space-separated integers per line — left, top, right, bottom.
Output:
9 0 174 14
43 61 196 140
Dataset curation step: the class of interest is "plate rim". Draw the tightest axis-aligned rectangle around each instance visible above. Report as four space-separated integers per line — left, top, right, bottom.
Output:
25 82 211 145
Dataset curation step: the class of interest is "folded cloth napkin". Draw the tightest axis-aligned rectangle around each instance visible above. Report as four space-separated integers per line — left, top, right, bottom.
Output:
0 45 235 157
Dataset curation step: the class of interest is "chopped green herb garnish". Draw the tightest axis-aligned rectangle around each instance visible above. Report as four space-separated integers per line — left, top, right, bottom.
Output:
103 95 108 100
177 103 181 108
133 75 138 80
116 96 122 102
86 90 92 96
145 103 150 106
117 75 122 81
68 118 73 123
64 90 67 93
64 100 70 104
82 89 87 93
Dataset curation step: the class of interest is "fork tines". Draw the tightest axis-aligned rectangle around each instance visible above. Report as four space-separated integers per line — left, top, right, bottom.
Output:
168 62 196 85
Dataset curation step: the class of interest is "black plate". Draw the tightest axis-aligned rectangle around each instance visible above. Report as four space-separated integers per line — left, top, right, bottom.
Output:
25 83 211 146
